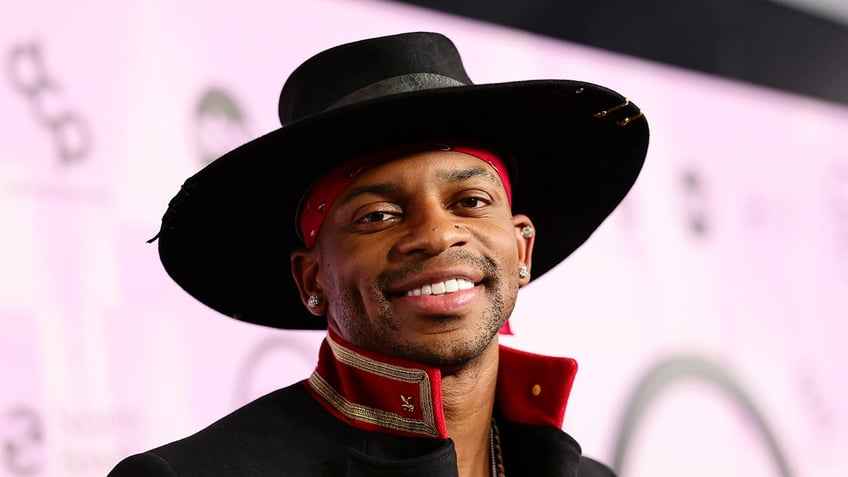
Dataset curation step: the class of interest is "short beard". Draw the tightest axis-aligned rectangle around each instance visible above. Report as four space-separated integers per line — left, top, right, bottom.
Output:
329 250 514 371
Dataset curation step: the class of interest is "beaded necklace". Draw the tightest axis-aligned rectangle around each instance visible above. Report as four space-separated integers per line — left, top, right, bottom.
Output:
490 417 505 477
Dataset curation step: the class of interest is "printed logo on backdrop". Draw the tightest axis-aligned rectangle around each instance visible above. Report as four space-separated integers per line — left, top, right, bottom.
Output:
1 404 142 475
1 406 44 476
7 41 92 166
610 355 794 477
58 407 139 474
680 166 711 239
193 88 251 166
233 334 321 406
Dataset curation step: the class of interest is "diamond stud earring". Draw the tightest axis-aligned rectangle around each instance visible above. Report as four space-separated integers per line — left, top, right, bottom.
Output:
518 266 530 278
521 226 534 239
307 295 321 308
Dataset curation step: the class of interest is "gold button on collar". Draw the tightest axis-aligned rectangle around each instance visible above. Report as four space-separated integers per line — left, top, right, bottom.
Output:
531 384 542 396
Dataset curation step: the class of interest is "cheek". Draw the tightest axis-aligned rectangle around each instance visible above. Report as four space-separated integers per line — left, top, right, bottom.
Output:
319 255 376 312
488 224 522 262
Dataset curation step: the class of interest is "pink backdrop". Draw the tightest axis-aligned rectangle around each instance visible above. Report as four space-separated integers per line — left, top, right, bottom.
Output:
2 1 846 476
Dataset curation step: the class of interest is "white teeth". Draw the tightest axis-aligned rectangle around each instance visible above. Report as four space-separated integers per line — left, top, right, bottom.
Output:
406 278 474 296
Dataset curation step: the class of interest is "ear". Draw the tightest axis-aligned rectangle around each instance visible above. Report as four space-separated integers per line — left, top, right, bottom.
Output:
290 247 326 316
513 214 535 287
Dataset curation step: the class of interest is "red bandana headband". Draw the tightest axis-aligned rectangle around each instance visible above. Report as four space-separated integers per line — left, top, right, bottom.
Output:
298 141 513 249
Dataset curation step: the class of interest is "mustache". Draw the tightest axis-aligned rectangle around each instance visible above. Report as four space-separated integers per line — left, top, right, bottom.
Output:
376 250 501 290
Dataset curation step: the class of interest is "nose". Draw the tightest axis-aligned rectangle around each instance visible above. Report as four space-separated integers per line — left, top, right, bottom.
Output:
394 205 468 256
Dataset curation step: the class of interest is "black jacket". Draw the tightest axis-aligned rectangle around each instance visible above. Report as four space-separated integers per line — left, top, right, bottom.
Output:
109 331 617 476
109 383 614 476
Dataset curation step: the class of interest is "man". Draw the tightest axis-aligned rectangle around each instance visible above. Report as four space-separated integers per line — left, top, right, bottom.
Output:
109 31 648 476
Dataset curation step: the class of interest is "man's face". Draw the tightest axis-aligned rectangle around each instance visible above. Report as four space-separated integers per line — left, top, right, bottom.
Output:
294 150 533 368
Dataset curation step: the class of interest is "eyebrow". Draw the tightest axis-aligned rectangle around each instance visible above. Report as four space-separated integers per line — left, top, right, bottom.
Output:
441 166 499 185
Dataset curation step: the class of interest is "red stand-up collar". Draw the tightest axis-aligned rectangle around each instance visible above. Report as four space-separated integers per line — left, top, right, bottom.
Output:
305 329 578 439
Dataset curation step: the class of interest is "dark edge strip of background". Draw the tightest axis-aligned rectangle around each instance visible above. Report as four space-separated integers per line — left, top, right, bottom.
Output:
387 0 848 106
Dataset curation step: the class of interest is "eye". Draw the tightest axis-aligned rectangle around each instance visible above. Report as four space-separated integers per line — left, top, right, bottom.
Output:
353 202 403 225
453 193 492 212
457 196 485 208
357 210 395 224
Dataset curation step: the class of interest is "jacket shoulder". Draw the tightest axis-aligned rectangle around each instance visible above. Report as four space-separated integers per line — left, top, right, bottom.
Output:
578 456 617 476
108 452 176 477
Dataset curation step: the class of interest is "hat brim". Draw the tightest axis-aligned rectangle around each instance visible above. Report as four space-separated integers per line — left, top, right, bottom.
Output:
156 79 649 329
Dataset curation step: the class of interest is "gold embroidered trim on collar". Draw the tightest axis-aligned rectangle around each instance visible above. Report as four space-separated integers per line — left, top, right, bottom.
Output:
308 334 439 437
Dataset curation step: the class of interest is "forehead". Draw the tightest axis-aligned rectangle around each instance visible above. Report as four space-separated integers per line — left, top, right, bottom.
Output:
342 150 503 191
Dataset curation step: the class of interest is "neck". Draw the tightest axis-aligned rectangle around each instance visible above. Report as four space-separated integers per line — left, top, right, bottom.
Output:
441 338 500 477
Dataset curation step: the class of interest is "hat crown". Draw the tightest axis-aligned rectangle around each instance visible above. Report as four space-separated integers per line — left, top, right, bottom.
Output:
278 32 474 126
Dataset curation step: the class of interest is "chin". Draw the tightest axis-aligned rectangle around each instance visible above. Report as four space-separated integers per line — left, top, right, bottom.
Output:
396 329 497 369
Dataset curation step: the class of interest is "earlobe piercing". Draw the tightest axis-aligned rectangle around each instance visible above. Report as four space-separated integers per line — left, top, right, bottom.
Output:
518 266 530 278
521 226 534 239
307 295 321 308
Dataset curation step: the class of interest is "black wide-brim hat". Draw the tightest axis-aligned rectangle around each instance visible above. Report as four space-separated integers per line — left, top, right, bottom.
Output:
153 31 649 330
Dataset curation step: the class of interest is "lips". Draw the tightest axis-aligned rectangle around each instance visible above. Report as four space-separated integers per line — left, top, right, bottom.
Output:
405 278 475 296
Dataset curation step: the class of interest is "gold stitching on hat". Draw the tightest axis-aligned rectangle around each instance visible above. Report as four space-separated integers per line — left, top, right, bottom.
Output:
593 99 630 118
617 110 644 126
593 99 643 127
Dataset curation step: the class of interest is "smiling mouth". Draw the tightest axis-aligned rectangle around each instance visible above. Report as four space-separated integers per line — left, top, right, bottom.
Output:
405 278 476 296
